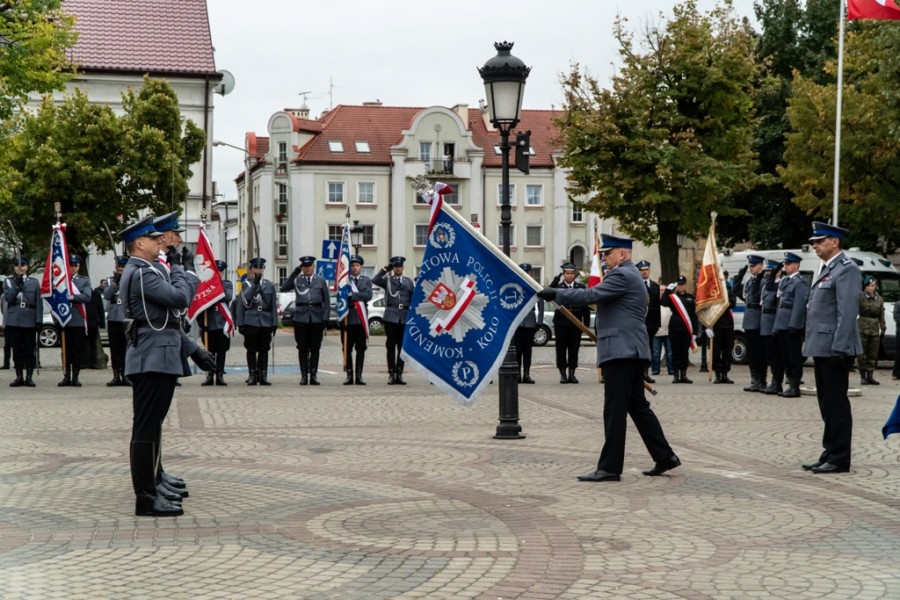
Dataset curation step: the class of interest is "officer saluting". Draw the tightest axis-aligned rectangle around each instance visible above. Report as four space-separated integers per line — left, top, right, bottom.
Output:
281 256 330 385
373 256 414 385
104 255 131 387
58 254 91 387
236 257 278 386
4 256 42 387
550 262 591 383
734 254 767 392
119 216 200 517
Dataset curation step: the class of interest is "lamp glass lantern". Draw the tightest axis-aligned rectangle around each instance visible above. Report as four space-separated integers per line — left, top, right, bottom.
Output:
478 41 531 128
350 220 365 253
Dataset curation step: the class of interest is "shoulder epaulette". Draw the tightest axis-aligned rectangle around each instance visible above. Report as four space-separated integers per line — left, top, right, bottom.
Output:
841 258 852 266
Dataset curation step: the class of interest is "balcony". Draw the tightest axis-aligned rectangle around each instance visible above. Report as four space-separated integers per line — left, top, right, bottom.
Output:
426 158 455 176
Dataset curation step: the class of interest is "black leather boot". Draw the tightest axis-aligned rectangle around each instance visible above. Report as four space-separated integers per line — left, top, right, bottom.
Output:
299 368 308 386
388 369 396 385
246 370 258 385
567 367 579 384
720 371 734 384
559 368 568 384
681 369 693 384
58 365 71 387
343 356 354 385
71 368 82 387
713 371 723 384
25 368 35 387
216 372 227 386
258 354 271 386
396 362 407 385
868 370 880 385
309 352 321 385
10 367 24 387
764 376 783 395
355 353 366 385
132 441 182 517
779 377 801 397
522 366 535 384
201 371 215 386
107 368 122 387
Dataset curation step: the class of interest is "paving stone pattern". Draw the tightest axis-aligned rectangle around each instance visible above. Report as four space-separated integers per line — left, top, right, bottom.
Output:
2 336 900 599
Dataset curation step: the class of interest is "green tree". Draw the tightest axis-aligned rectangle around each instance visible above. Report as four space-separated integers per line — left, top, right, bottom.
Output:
779 23 900 254
0 0 77 121
556 0 763 280
1 78 205 261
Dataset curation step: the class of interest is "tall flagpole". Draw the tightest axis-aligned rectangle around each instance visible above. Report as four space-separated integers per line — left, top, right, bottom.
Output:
833 0 847 226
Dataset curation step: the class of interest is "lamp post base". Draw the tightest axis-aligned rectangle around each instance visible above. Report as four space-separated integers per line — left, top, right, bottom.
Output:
494 342 525 439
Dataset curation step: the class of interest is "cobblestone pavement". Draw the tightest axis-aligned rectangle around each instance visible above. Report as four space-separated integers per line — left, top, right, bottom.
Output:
2 334 900 599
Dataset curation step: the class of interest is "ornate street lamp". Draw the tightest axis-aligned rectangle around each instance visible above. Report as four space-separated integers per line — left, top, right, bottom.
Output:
349 220 365 256
479 41 530 440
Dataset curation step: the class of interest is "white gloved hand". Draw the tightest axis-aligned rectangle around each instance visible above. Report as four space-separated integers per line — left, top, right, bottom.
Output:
705 328 714 338
666 283 676 291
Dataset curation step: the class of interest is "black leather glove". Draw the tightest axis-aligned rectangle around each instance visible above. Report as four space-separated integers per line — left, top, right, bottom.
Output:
271 326 278 337
182 320 191 334
254 274 262 285
166 246 181 266
14 274 23 286
536 287 557 301
292 266 302 277
190 347 216 372
384 264 392 272
238 326 246 336
113 273 121 284
737 265 748 278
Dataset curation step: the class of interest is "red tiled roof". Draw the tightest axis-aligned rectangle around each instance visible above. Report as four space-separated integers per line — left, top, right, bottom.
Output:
62 0 217 76
292 104 560 168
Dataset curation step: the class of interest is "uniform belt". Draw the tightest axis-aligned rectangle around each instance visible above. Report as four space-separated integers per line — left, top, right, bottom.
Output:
779 303 793 309
392 304 405 310
137 320 181 330
747 304 761 309
762 309 776 314
298 302 323 307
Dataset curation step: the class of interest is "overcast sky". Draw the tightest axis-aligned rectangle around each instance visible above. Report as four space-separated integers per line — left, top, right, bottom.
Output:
206 0 758 199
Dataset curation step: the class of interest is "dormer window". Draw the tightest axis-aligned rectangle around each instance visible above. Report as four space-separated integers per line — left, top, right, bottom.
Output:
328 141 344 152
355 141 370 153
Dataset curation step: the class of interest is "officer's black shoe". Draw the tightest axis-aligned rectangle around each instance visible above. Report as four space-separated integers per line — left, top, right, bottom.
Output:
299 373 309 386
201 371 215 386
135 492 183 517
680 370 693 384
763 381 782 395
388 369 396 385
355 370 366 385
159 479 188 498
58 375 71 387
713 371 723 384
258 373 271 386
246 371 258 386
160 471 186 489
215 372 227 386
156 483 184 503
10 368 24 387
868 371 880 385
174 380 181 387
643 455 682 476
122 376 132 387
559 369 568 384
309 372 320 385
107 368 121 387
567 368 579 384
720 372 734 384
810 462 850 474
644 372 656 384
522 370 535 384
396 366 407 385
24 369 35 387
801 460 824 471
577 469 620 482
343 371 354 385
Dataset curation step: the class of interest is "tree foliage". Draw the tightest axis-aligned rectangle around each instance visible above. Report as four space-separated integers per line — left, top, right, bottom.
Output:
556 0 763 280
780 22 900 254
0 77 205 261
0 0 77 121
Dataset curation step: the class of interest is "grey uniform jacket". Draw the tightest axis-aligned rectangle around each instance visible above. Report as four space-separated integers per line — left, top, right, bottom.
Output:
735 271 762 331
104 276 125 322
203 279 233 331
372 269 414 324
801 251 863 358
760 274 778 336
773 273 808 333
2 276 42 327
236 278 278 328
64 274 92 328
555 259 650 366
347 276 373 326
281 272 330 324
120 258 196 376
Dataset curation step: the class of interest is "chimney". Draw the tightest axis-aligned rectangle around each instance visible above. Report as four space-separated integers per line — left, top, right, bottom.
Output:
286 107 310 119
362 100 383 107
452 104 468 126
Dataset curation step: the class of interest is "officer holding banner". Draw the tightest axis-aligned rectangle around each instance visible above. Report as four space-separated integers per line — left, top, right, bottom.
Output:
373 256 414 385
281 256 330 385
58 254 91 387
537 233 680 482
342 256 373 385
200 260 233 386
237 257 278 386
4 256 41 387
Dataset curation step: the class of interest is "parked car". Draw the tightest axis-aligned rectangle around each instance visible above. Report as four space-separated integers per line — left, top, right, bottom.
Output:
281 295 340 330
531 305 594 347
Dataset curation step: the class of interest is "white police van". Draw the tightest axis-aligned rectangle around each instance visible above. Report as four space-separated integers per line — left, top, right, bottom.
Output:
718 247 899 364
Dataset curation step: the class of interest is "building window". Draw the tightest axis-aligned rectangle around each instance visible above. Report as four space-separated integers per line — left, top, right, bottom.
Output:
525 184 543 206
443 183 459 205
277 224 288 258
497 183 516 206
355 141 370 153
277 183 288 216
571 202 584 223
525 225 543 247
327 225 343 241
278 141 287 164
419 142 432 162
276 266 287 287
328 141 343 152
357 181 375 204
531 266 543 283
497 224 516 248
327 181 345 204
414 224 429 246
360 224 375 246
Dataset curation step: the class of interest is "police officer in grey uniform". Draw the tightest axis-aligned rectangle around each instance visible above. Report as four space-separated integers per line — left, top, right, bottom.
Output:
537 234 680 482
4 256 42 387
200 260 233 386
104 255 130 386
236 257 278 386
801 222 862 474
773 252 808 398
281 256 330 385
760 259 785 395
341 255 373 385
373 255 414 385
550 262 591 383
119 216 205 516
58 254 91 387
734 254 766 392
514 263 544 384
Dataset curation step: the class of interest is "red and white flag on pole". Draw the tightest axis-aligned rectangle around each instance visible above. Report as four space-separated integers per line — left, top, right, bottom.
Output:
187 225 234 333
587 229 603 288
848 0 900 20
695 222 729 329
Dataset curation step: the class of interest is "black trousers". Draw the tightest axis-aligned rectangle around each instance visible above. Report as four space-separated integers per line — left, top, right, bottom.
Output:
384 321 405 371
62 325 87 371
555 326 581 370
745 329 766 375
294 323 325 372
597 358 674 474
243 325 272 371
130 372 177 443
762 334 783 381
108 321 127 371
206 329 230 373
669 330 692 371
711 327 734 373
778 330 804 379
6 326 36 370
812 356 853 468
341 323 367 367
514 326 535 369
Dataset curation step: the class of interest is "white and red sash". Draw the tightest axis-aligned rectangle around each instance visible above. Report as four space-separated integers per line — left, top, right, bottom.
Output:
669 292 697 350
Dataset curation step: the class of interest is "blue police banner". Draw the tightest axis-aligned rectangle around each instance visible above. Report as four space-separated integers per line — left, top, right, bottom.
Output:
883 394 900 439
401 184 538 405
40 222 83 327
334 223 351 323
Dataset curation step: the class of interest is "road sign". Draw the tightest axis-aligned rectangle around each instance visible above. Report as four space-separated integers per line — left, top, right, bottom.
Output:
317 259 336 284
322 239 339 260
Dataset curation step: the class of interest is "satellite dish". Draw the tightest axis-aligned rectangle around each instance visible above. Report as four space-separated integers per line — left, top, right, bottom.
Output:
214 70 235 96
